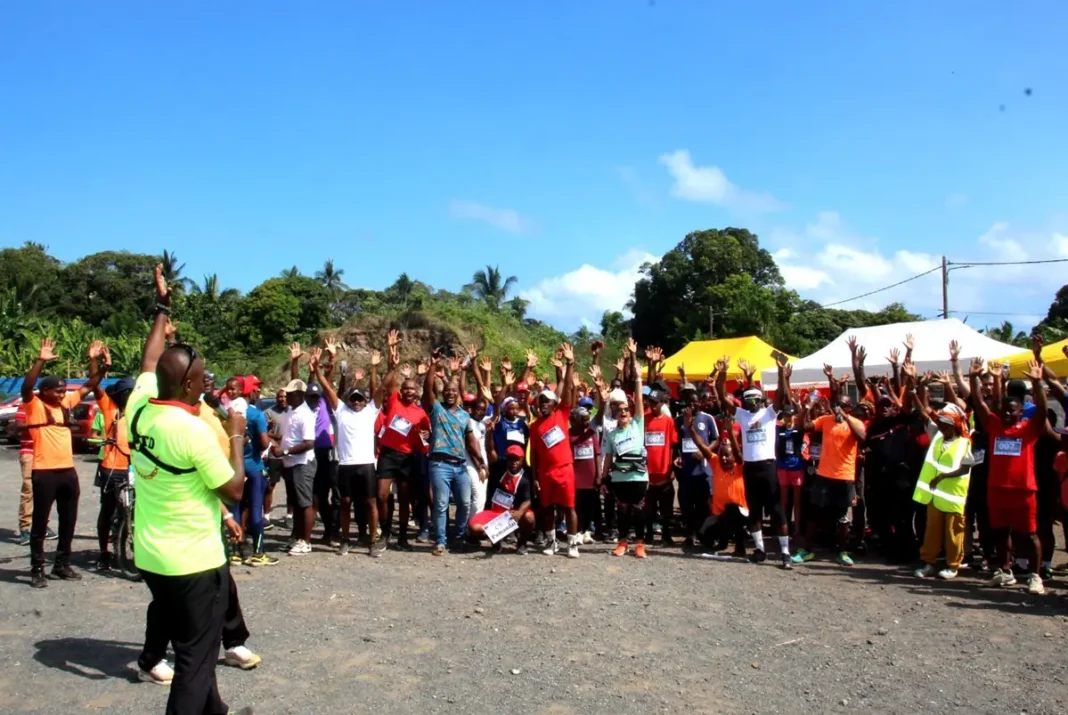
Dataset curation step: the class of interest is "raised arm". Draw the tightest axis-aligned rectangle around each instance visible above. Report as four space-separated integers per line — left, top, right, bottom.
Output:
887 347 902 395
772 353 789 412
81 341 106 399
736 359 754 390
846 335 868 392
1025 359 1049 435
381 330 401 398
288 342 302 380
422 356 439 413
947 340 970 401
522 349 538 388
559 342 576 405
628 338 643 418
311 349 339 412
369 350 382 406
1031 335 1067 405
967 358 993 430
23 338 58 402
141 264 172 375
822 363 837 404
92 343 112 401
714 356 731 409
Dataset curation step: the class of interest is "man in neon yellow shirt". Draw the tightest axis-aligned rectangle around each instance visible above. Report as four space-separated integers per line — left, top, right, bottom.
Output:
128 265 250 715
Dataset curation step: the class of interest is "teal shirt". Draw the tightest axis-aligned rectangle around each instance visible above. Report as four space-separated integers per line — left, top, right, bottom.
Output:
604 417 648 483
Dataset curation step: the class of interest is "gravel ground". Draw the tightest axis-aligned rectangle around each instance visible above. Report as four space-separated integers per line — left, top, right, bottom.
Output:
0 448 1066 715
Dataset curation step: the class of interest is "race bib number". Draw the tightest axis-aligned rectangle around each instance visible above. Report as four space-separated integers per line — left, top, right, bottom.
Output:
506 429 525 444
389 415 413 437
972 448 986 463
484 510 519 544
645 432 666 447
614 434 636 453
993 437 1023 457
541 425 565 449
785 441 795 456
491 488 515 510
745 429 767 444
681 438 698 454
810 445 822 459
574 444 595 460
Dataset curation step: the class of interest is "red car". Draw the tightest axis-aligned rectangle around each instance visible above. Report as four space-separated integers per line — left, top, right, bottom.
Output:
2 391 98 452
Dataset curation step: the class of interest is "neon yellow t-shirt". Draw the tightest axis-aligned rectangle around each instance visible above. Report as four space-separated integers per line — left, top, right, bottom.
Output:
127 372 234 576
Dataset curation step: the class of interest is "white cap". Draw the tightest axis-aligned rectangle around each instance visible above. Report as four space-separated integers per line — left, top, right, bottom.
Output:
608 388 628 405
538 389 559 403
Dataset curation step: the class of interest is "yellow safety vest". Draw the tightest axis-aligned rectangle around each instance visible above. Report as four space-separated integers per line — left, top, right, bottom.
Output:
912 433 971 514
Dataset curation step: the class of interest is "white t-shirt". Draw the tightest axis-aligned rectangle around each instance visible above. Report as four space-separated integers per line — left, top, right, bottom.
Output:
465 417 489 471
334 401 379 466
281 403 317 467
734 404 778 463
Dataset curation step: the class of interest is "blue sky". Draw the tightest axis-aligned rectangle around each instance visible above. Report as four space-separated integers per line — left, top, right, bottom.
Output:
2 1 1066 335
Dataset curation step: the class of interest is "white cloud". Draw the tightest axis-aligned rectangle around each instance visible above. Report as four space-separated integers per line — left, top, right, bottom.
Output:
520 250 659 330
448 200 533 235
658 149 784 213
1052 232 1068 257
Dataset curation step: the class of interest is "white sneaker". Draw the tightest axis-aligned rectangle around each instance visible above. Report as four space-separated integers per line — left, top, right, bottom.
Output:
138 659 174 686
541 539 558 556
913 564 937 578
288 539 311 555
937 568 958 580
1027 573 1045 595
581 531 595 545
223 645 262 670
567 536 580 559
988 568 1016 587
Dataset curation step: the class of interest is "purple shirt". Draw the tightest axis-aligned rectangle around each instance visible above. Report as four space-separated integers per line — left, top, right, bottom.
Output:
314 401 334 449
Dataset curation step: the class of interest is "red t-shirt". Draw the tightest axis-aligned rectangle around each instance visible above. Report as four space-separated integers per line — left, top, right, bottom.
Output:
644 413 677 483
530 404 572 472
377 392 430 455
986 417 1042 491
570 429 600 490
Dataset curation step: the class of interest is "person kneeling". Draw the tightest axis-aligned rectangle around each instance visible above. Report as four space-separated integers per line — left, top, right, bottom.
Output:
468 445 535 554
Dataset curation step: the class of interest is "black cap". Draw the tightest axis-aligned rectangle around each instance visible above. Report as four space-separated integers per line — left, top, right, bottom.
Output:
306 382 323 397
347 387 367 402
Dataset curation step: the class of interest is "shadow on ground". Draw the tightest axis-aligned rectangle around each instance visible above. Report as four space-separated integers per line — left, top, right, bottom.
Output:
33 637 142 682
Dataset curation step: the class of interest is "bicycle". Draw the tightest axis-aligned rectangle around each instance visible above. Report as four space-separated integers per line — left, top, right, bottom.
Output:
104 466 139 580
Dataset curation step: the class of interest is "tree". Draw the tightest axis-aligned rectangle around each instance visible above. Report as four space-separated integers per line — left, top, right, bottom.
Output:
0 242 63 313
600 310 630 343
465 265 518 310
506 295 529 320
1033 284 1068 342
315 259 348 294
387 273 415 311
191 273 239 301
160 249 192 293
280 266 301 279
629 228 782 351
56 251 159 326
983 320 1029 347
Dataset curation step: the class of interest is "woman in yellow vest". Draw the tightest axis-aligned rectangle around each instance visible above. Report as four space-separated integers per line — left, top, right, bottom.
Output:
913 404 973 580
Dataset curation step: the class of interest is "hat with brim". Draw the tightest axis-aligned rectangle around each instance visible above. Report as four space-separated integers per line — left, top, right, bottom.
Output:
538 389 558 403
284 379 307 393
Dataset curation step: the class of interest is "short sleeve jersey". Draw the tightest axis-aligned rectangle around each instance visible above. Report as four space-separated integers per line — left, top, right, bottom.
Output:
677 412 718 479
986 417 1043 491
379 392 430 454
243 404 269 473
126 373 234 577
429 402 471 461
604 417 648 483
530 405 573 471
570 429 601 490
24 391 82 470
813 415 860 482
98 391 131 471
734 404 778 462
644 413 678 482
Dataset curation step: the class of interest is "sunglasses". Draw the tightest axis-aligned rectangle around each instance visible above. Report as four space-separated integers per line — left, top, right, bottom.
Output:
172 343 200 388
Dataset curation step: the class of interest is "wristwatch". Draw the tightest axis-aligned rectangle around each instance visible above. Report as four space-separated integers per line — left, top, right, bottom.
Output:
283 449 290 457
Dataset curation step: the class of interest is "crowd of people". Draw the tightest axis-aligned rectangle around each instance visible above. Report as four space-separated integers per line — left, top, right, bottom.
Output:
13 264 1068 714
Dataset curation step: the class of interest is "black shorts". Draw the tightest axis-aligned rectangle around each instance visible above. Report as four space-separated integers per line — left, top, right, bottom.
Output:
609 480 648 506
266 458 284 486
377 447 419 483
809 475 857 523
742 459 782 524
94 466 126 492
338 464 377 501
289 462 315 508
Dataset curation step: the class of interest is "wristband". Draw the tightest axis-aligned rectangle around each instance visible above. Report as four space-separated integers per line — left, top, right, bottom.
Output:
230 434 244 441
155 303 171 315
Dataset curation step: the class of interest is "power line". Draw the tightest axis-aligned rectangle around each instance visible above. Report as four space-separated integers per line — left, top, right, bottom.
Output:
949 310 1043 317
813 265 942 309
948 258 1068 267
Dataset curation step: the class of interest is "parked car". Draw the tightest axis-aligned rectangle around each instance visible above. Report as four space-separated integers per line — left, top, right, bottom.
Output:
1 396 24 444
71 395 98 453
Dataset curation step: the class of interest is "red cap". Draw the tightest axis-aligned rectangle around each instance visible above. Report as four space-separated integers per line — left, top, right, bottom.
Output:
241 375 262 396
462 393 477 403
506 444 525 459
516 382 529 393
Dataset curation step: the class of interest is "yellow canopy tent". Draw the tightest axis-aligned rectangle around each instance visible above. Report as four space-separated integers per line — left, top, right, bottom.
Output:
1005 339 1068 378
653 336 791 383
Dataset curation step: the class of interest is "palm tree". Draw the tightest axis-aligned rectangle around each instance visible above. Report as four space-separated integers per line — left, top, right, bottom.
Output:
280 266 301 279
465 265 517 310
388 273 414 311
984 321 1029 347
160 250 192 293
191 273 239 301
315 259 348 294
507 296 529 320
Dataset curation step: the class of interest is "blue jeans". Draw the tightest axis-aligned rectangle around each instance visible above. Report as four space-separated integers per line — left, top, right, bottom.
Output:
231 468 268 554
428 460 471 547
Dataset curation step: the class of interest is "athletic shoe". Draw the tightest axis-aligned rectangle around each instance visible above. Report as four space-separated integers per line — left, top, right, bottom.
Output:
229 552 244 565
283 539 297 552
17 530 31 546
541 539 558 556
395 540 414 552
51 564 81 580
45 528 58 541
611 541 628 557
245 553 279 567
988 568 1016 587
1027 573 1045 595
138 659 174 685
1040 566 1054 581
515 541 529 556
748 549 767 564
287 540 311 555
836 552 854 567
432 544 445 556
682 537 695 552
30 570 48 589
284 514 294 530
937 568 958 580
96 552 113 571
566 536 580 559
337 542 350 556
914 564 937 578
660 535 675 548
223 646 262 670
262 518 274 532
415 530 430 544
791 548 815 564
581 531 595 545
606 529 619 543
634 543 648 559
780 554 794 570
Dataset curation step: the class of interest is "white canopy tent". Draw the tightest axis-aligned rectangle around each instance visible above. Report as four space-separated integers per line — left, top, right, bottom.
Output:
761 319 1027 390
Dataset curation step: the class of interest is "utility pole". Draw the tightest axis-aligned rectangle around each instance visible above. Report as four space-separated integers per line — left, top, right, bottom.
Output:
941 255 949 319
709 306 715 336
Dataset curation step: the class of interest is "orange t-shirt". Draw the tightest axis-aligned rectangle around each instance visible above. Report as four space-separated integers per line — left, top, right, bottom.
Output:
709 454 748 516
24 392 82 470
813 414 859 481
98 392 131 471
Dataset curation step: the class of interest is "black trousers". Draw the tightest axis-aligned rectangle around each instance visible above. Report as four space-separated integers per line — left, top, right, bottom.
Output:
644 480 676 540
30 468 79 571
677 475 711 539
313 447 338 539
139 565 230 715
575 488 602 535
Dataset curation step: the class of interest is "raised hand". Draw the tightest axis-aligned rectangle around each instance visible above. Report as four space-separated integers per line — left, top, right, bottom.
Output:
822 363 834 378
588 364 602 380
101 344 113 368
309 347 323 372
836 373 850 387
164 318 178 342
987 360 1003 375
479 357 492 374
323 337 339 357
967 358 984 377
1025 359 1043 381
784 363 793 379
387 330 401 349
370 350 382 367
855 346 867 366
887 347 900 365
625 337 638 356
400 363 413 379
903 333 915 351
468 344 479 360
525 349 538 368
502 370 516 387
561 342 575 362
1032 334 1045 361
644 346 657 361
902 361 917 378
88 340 105 360
551 352 563 369
289 342 302 360
948 340 960 362
38 338 58 362
716 357 730 373
153 263 170 306
614 357 625 373
353 368 366 382
447 356 461 373
501 356 513 372
846 335 858 355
